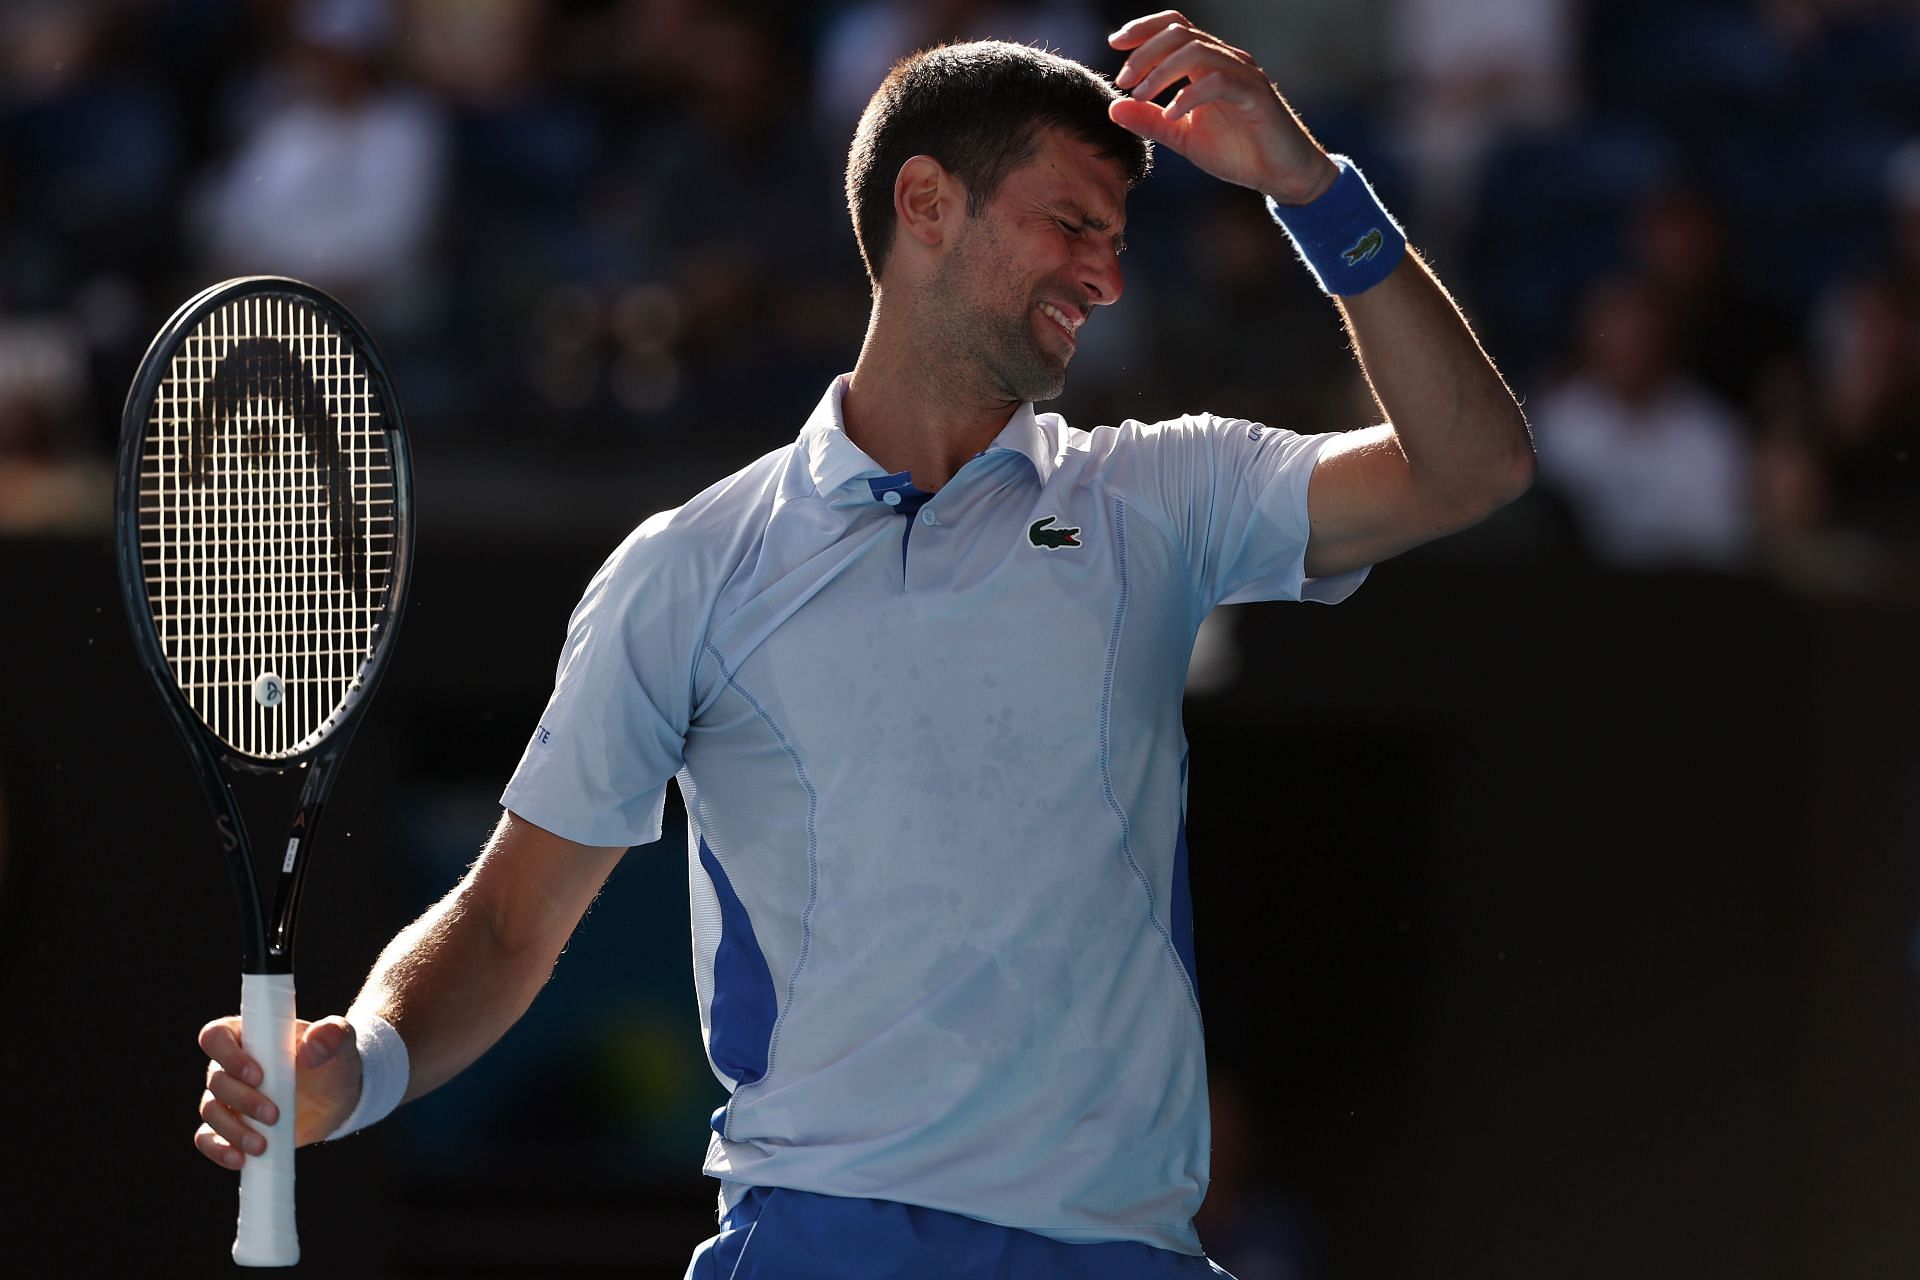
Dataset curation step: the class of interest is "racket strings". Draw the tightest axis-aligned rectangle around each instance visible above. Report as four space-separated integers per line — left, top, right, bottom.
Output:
138 295 397 760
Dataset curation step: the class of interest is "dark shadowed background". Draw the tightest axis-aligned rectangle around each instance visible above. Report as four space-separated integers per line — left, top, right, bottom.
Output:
3 0 1918 1276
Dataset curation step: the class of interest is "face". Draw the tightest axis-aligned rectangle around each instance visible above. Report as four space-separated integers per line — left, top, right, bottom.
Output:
921 127 1129 403
1582 281 1671 401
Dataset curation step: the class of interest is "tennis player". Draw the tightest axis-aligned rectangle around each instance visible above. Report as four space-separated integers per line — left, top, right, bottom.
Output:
195 12 1533 1276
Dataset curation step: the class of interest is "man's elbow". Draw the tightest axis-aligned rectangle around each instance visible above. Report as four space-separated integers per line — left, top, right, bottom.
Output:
1481 409 1537 515
1500 434 1538 507
1443 413 1535 530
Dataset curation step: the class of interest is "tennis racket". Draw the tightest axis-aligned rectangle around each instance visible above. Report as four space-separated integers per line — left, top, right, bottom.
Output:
115 277 414 1267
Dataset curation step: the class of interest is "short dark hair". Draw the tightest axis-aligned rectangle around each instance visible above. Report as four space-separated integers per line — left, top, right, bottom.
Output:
845 41 1153 284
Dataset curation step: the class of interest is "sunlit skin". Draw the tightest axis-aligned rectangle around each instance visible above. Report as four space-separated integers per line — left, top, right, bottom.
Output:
844 127 1130 492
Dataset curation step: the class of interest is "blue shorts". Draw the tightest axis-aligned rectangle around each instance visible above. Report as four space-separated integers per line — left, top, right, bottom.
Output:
683 1186 1236 1279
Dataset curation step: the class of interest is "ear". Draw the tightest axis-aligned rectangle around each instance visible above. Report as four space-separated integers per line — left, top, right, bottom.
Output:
893 154 963 256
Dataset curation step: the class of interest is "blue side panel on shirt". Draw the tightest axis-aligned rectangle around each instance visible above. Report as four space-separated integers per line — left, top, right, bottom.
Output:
1170 751 1198 996
1170 814 1198 997
685 1186 1235 1279
696 836 778 1097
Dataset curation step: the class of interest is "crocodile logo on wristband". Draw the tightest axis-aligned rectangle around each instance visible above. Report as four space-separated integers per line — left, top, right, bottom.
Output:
1342 228 1384 266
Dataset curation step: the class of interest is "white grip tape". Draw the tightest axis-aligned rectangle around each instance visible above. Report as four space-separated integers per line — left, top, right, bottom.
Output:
233 972 299 1266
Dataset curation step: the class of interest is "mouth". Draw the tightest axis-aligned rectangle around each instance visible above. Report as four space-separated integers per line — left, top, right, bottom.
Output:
1036 300 1083 345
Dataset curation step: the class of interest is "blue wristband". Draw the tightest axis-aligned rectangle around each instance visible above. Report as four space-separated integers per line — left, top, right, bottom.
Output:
1265 155 1406 296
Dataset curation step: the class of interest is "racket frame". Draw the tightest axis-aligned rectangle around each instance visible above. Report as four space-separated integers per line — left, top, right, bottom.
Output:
114 274 414 975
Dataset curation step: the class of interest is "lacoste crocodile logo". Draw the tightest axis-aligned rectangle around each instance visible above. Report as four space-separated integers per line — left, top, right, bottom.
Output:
1342 227 1384 266
1028 515 1081 550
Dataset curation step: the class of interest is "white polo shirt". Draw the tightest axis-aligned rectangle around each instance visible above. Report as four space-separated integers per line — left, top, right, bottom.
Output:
502 375 1368 1256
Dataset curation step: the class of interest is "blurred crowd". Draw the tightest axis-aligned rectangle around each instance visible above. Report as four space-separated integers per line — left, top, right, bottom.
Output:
2 0 1918 592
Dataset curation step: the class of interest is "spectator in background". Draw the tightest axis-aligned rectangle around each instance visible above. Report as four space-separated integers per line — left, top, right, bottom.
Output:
1809 276 1920 544
1387 0 1576 252
1157 188 1368 435
1535 277 1754 571
0 0 183 312
1748 349 1834 580
1754 143 1920 587
0 0 174 527
193 0 446 335
1801 141 1920 549
1630 184 1792 414
400 0 604 430
606 7 855 430
1887 138 1920 317
1198 0 1389 109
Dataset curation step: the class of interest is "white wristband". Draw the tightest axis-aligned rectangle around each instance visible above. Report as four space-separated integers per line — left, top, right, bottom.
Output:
326 1012 410 1140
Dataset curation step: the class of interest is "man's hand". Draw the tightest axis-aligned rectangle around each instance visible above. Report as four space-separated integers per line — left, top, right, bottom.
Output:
189 812 626 1176
1109 11 1339 205
194 1014 361 1169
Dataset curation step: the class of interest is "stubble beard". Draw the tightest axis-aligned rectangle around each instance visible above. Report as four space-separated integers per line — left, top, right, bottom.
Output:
925 219 1069 404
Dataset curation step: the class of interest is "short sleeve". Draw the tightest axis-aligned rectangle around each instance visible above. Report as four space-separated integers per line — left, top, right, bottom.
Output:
499 512 704 848
1103 414 1371 612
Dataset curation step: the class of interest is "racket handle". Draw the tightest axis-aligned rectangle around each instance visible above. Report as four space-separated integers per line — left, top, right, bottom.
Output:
233 972 300 1267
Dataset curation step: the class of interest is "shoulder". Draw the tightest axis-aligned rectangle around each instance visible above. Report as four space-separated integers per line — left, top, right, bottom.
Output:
597 440 807 594
1040 409 1263 475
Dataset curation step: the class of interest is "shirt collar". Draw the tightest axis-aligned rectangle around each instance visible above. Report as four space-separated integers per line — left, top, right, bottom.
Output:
799 375 1057 497
987 399 1056 484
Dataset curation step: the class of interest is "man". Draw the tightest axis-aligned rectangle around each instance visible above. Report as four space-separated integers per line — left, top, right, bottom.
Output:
195 12 1533 1276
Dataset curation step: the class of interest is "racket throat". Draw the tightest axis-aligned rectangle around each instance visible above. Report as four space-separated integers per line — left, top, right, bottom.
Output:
266 751 347 970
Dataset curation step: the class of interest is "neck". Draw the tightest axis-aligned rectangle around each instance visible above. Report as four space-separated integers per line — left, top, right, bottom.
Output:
841 288 1022 491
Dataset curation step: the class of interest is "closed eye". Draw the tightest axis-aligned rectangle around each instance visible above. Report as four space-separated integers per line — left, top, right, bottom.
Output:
1058 218 1126 256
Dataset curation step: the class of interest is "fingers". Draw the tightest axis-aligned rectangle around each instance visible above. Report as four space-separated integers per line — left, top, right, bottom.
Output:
1108 10 1194 52
196 1121 247 1170
197 1087 268 1166
1113 20 1200 92
1125 36 1254 106
1163 69 1234 120
1108 95 1181 147
206 1056 281 1127
197 1013 359 1157
1107 44 1242 145
197 1012 282 1171
198 1015 261 1088
1107 11 1330 194
299 1015 352 1070
294 1015 364 1145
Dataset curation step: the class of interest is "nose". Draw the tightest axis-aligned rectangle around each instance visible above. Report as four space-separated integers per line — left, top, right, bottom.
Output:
1080 241 1124 308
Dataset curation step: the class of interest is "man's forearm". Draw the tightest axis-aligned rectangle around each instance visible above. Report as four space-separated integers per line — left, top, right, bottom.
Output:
346 869 561 1105
344 811 626 1106
1335 251 1535 515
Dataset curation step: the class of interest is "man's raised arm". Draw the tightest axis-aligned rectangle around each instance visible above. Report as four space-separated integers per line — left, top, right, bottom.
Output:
193 812 628 1168
1108 10 1535 579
